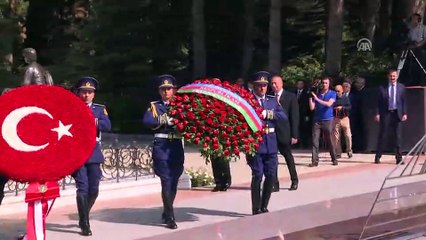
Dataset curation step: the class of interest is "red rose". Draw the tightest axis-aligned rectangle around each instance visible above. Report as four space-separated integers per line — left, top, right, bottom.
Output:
205 136 211 142
213 130 219 136
177 123 184 131
194 138 200 145
189 126 197 132
224 149 230 156
196 132 202 138
235 126 242 132
226 126 232 132
231 135 237 141
221 132 228 139
206 118 213 125
225 140 231 147
173 119 180 125
170 109 177 116
242 123 248 129
234 148 240 155
183 133 191 139
212 143 220 150
244 145 250 152
212 137 219 144
254 143 260 149
248 138 255 143
203 143 208 149
169 101 176 106
232 140 239 146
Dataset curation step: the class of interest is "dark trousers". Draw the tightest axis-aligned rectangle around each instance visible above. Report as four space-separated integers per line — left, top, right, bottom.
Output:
376 111 402 160
211 158 232 188
0 174 8 206
312 120 337 162
72 163 102 197
298 117 312 148
278 143 298 182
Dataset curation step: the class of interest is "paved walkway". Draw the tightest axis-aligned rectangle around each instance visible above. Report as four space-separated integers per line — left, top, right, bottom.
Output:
1 150 420 240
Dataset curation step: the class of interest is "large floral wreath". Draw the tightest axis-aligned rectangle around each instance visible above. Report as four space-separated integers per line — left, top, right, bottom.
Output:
169 78 264 162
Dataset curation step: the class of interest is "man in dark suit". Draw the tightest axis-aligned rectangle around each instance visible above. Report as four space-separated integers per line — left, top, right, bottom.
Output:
375 69 408 164
293 80 311 148
271 75 299 191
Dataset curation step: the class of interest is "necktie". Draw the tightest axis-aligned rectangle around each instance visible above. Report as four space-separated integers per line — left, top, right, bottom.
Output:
297 90 301 99
260 98 265 108
389 84 395 109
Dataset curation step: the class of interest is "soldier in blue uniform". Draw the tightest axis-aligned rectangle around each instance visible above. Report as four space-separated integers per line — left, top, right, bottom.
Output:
0 174 7 205
247 71 287 215
72 77 111 236
142 74 184 229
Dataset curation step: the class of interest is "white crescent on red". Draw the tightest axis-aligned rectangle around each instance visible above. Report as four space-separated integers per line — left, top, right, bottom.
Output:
1 106 73 152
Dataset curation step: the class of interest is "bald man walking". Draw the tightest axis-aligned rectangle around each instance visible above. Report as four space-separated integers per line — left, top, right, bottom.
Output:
270 75 299 191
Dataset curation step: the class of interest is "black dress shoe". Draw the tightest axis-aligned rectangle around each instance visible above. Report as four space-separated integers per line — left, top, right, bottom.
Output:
165 217 178 229
348 151 353 158
220 184 230 191
260 208 269 213
332 161 338 166
309 162 318 167
211 186 221 192
289 182 298 191
374 157 381 164
252 209 262 215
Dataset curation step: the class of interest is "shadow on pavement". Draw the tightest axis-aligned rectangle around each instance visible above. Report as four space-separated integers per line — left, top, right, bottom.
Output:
92 207 247 227
0 219 26 240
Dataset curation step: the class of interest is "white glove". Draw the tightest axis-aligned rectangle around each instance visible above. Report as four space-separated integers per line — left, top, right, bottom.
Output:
159 113 168 125
261 110 267 119
167 116 175 126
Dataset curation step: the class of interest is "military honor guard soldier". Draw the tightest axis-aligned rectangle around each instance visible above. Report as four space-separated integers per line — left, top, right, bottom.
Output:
72 77 111 236
247 71 287 215
142 75 184 229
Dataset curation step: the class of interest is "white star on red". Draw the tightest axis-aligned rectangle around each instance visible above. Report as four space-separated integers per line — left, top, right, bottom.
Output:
51 121 73 140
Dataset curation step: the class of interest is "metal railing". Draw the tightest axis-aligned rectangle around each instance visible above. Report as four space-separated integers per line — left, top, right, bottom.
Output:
4 137 154 196
359 135 426 240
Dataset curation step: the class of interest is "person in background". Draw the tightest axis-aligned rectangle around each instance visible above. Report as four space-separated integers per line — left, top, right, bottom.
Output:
351 77 367 152
293 80 311 149
235 77 245 88
375 69 407 164
332 85 353 159
270 75 299 191
309 77 338 166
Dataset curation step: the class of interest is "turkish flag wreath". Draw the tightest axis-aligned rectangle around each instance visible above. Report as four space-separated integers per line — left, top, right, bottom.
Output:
0 85 97 240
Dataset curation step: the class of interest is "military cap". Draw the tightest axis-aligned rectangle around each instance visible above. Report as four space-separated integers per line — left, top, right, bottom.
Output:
75 76 99 90
156 74 177 88
252 71 271 85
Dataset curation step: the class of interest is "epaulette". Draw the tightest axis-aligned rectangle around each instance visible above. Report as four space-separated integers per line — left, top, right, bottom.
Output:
93 103 106 107
150 101 159 118
266 95 276 98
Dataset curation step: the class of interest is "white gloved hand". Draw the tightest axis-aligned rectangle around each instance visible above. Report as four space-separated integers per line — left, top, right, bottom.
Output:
261 110 267 119
159 113 168 125
167 116 175 126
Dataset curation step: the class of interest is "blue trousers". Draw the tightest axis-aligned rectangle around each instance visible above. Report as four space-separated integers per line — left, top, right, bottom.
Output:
247 153 278 183
72 163 102 196
152 138 184 193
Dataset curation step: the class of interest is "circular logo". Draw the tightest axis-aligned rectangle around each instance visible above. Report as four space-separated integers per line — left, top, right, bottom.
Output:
0 85 97 182
357 38 372 51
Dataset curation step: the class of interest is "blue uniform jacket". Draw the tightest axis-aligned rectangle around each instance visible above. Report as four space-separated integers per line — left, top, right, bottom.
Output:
87 103 111 164
257 96 287 154
142 101 176 134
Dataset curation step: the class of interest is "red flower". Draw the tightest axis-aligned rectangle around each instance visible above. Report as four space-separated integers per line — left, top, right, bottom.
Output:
234 148 240 155
168 77 264 162
224 149 230 156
